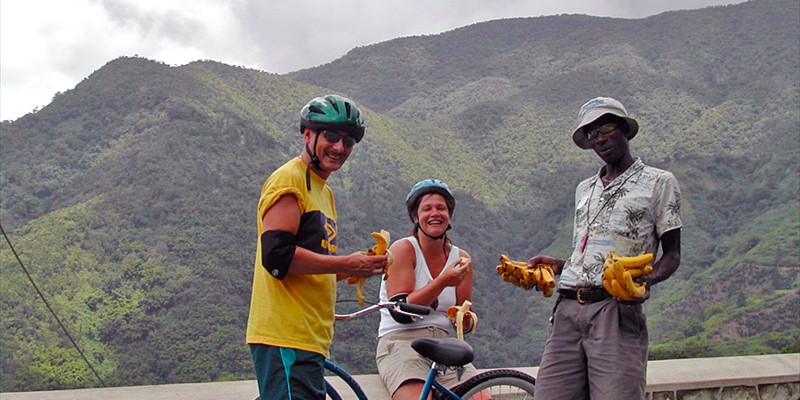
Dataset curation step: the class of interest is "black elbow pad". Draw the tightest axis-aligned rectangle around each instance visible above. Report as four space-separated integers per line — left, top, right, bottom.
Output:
261 230 297 280
388 293 414 324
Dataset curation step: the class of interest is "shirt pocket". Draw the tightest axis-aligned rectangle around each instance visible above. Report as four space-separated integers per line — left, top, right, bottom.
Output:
608 193 652 245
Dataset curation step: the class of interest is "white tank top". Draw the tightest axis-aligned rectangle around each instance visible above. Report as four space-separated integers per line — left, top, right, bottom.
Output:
377 236 459 338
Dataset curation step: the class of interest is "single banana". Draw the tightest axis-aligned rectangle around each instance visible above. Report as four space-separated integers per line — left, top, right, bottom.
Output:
611 278 633 301
602 252 616 297
605 251 617 270
368 230 389 255
539 265 556 289
518 274 531 289
627 265 654 278
622 269 646 298
603 263 615 282
602 275 615 295
447 300 478 340
616 253 655 269
532 265 542 284
350 229 392 305
612 255 629 289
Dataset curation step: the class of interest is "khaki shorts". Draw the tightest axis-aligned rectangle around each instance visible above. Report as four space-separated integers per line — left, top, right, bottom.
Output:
376 326 478 396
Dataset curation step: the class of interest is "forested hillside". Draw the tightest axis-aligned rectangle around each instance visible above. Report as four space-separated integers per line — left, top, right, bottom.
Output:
1 0 798 391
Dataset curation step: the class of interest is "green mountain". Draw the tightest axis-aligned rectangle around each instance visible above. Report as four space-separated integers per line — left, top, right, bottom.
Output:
1 0 798 391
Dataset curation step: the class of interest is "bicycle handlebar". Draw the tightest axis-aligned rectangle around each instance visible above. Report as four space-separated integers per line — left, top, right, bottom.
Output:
335 301 430 321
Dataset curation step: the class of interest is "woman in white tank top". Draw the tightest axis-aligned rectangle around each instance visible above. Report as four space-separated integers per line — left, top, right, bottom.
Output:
375 179 479 399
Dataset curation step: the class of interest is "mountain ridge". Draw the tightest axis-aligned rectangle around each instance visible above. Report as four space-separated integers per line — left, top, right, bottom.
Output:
1 0 798 391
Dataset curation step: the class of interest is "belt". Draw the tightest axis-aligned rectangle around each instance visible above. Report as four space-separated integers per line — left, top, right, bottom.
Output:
559 287 611 304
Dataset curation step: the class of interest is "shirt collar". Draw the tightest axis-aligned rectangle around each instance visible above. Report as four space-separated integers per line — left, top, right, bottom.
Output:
594 157 644 188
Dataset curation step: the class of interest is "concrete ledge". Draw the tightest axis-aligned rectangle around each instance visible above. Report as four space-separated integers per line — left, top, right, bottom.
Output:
1 354 797 400
645 353 800 392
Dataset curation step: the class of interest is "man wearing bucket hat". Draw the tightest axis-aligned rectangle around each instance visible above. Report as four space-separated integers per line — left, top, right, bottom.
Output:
529 97 682 400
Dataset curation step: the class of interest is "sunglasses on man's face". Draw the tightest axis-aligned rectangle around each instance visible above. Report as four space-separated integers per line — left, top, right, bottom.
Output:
585 122 618 141
322 130 356 148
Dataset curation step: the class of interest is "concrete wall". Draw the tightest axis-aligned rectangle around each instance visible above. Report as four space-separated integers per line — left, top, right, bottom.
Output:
1 353 798 400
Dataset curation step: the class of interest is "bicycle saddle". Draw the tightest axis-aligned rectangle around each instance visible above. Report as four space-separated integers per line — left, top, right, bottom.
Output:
411 337 474 367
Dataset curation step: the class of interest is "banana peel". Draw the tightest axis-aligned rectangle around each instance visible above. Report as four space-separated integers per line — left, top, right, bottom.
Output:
602 251 654 300
347 230 392 305
447 300 478 340
496 254 555 297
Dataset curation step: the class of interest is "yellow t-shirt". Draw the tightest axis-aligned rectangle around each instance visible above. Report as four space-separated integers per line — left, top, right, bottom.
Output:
246 157 339 358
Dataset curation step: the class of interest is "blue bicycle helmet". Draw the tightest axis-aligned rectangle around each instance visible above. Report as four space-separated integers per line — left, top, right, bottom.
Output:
405 179 456 222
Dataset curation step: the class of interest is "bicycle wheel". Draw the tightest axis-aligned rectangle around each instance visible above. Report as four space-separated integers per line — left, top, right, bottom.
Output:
452 369 536 399
324 359 368 400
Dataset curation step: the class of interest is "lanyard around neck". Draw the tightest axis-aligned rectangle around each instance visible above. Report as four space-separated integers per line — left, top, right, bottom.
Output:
580 167 642 252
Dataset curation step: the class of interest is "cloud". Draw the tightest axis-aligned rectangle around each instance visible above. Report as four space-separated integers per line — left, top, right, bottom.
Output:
0 0 746 121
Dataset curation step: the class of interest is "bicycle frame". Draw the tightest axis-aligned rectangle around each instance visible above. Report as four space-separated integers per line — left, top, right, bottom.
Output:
418 361 460 399
325 358 462 400
327 300 438 399
327 300 535 399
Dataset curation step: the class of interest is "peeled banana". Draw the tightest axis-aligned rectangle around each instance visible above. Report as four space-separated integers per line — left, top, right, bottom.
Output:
447 300 478 340
496 254 555 297
601 251 654 300
348 230 392 305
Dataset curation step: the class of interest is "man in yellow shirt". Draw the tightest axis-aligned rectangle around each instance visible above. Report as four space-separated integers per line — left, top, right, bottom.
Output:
247 94 388 400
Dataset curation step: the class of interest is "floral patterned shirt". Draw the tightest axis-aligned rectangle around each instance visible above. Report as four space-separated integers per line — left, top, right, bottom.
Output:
559 158 683 289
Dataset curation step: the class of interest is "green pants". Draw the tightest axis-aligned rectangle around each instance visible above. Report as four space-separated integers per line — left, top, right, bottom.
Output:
250 344 326 400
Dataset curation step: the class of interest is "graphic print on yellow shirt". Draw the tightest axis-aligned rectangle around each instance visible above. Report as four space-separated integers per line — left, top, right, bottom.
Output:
246 157 339 358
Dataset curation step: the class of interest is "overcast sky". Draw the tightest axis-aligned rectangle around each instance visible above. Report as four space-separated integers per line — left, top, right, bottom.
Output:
1 0 747 122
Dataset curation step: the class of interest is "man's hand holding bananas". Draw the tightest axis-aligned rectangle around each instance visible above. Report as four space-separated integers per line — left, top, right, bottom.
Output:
496 254 556 297
601 251 654 301
347 230 393 305
447 300 478 340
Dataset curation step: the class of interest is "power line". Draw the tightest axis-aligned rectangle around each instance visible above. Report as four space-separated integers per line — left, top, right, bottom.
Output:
0 222 106 387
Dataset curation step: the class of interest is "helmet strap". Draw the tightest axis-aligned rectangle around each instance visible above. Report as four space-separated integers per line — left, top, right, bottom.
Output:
416 222 451 241
304 132 323 191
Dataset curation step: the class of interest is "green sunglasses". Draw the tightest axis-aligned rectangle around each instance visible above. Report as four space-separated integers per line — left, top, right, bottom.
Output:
585 122 619 141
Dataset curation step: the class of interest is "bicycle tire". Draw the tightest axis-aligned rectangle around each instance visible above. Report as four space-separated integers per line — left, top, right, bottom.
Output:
324 359 368 400
451 368 536 399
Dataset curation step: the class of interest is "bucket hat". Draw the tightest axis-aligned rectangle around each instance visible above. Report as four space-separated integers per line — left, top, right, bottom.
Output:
572 97 639 149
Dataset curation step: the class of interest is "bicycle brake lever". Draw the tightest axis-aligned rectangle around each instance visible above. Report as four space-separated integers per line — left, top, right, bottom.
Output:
392 306 425 321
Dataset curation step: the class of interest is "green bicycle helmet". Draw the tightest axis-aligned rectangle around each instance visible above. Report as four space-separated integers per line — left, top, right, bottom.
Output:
300 94 365 142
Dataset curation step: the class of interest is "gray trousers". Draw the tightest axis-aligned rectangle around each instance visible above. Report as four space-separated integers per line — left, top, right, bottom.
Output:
534 297 648 400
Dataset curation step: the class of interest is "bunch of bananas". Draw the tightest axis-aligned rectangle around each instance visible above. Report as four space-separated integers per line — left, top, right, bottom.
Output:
496 254 556 297
347 230 392 305
601 251 654 301
447 300 478 340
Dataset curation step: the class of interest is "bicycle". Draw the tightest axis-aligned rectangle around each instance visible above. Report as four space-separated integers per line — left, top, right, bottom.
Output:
324 300 536 399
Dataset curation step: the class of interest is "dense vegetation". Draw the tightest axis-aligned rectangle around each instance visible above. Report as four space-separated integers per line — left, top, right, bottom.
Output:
1 0 798 391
